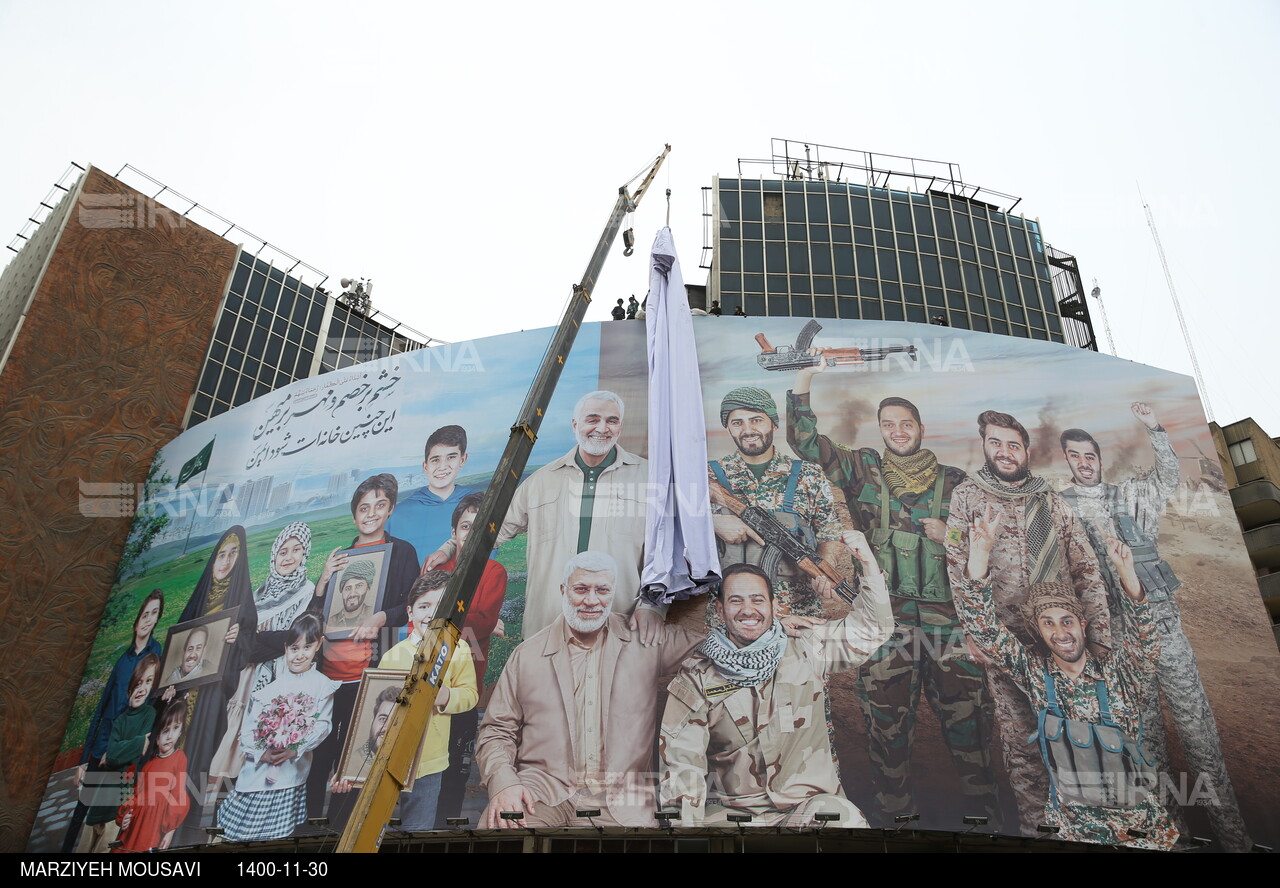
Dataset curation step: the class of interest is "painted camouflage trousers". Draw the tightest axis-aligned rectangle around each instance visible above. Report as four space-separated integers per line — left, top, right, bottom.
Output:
986 668 1051 834
1133 597 1252 852
855 614 999 827
1047 795 1179 851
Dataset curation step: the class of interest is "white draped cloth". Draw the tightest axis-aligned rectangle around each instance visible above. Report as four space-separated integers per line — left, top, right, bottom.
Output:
640 227 721 604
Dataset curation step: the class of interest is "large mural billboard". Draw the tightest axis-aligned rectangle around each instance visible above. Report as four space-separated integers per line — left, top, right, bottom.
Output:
29 318 1280 852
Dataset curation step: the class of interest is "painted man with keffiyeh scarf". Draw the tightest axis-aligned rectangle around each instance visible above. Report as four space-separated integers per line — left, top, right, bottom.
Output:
659 535 893 828
788 369 1000 828
944 409 1111 836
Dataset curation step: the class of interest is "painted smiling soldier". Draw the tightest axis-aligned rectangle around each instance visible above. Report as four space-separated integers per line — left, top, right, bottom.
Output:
788 365 999 827
659 537 893 827
944 410 1110 834
709 386 845 621
1058 403 1250 851
955 504 1177 850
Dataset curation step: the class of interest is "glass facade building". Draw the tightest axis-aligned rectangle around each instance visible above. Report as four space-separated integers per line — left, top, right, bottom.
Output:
320 300 426 373
188 250 429 427
705 142 1097 349
191 251 328 425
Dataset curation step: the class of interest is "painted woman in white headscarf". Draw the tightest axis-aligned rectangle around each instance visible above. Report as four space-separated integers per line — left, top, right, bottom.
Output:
208 523 315 783
248 522 315 691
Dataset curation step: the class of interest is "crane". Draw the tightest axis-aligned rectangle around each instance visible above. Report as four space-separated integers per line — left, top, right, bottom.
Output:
335 144 671 853
1089 278 1116 355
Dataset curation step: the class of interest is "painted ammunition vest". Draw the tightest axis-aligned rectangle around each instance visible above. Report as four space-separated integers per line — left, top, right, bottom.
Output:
1034 666 1158 809
1061 487 1181 606
861 469 950 602
709 459 815 581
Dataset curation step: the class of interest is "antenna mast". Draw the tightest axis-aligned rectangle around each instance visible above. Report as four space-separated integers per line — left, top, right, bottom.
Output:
1142 196 1213 421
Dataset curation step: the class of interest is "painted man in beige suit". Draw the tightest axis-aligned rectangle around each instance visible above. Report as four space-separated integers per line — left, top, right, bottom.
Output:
476 550 703 828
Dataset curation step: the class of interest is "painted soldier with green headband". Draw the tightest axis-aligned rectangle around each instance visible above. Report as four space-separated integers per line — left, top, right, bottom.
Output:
709 385 844 621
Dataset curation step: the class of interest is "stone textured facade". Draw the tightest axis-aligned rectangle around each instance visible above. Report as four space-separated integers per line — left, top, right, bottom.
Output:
0 166 235 850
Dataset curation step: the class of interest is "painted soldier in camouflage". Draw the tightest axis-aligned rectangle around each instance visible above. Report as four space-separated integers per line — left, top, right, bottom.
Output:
787 368 999 828
708 386 845 621
1059 403 1251 851
660 543 894 826
954 504 1177 850
944 410 1112 835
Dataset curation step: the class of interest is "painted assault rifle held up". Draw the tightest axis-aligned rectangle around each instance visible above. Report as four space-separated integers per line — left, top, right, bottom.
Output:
756 319 918 372
708 478 862 606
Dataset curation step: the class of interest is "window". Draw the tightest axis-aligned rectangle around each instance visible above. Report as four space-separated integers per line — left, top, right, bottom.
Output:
806 193 828 223
785 192 805 221
1228 439 1258 467
788 243 809 274
872 200 892 230
810 245 832 275
720 242 741 272
851 197 871 227
719 190 740 221
833 244 854 276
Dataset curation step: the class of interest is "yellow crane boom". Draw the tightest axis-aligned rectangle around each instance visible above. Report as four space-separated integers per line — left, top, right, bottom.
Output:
336 144 671 852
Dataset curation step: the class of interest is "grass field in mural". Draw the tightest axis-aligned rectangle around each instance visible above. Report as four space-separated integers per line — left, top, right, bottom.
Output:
62 505 532 756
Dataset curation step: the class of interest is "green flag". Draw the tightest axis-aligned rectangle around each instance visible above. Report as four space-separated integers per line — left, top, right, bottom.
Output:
176 439 215 487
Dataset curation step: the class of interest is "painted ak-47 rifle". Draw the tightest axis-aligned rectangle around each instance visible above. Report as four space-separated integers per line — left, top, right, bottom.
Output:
708 478 862 606
756 319 918 372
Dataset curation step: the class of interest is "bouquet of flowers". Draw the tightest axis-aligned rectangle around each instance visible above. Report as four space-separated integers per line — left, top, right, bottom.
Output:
252 692 320 785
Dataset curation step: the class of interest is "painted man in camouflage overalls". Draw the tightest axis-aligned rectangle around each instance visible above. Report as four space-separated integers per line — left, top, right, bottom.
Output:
708 386 845 619
954 504 1177 850
787 366 999 828
1058 403 1251 851
944 410 1112 835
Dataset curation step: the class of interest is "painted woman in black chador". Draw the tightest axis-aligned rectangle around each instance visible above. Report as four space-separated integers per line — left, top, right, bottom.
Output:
170 526 256 839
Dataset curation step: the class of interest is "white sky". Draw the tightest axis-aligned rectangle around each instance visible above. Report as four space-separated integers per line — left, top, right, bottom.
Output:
2 0 1277 433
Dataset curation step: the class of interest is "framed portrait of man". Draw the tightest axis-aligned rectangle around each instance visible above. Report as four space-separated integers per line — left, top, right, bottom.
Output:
321 544 393 640
335 668 419 788
158 607 241 692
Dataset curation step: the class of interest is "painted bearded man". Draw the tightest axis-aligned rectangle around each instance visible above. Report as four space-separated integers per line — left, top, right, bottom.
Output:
944 409 1111 834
